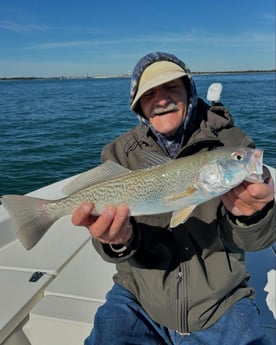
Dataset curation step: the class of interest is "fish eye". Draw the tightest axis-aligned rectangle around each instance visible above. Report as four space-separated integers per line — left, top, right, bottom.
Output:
231 152 244 161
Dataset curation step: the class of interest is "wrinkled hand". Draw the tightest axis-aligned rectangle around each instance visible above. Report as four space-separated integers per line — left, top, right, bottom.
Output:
221 169 274 216
71 202 133 245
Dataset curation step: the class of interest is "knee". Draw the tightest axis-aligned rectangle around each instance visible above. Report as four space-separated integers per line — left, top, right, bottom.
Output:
94 298 136 330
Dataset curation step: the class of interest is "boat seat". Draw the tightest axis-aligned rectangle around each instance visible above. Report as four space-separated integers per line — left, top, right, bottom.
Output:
0 269 52 344
23 295 102 345
23 242 116 345
45 241 116 300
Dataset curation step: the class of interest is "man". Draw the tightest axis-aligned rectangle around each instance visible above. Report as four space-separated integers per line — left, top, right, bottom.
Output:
72 52 275 344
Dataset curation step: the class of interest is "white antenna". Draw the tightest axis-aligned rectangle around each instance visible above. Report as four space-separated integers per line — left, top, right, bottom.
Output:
206 83 223 104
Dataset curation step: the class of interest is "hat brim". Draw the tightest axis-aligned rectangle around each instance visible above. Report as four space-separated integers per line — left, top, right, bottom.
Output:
131 61 187 110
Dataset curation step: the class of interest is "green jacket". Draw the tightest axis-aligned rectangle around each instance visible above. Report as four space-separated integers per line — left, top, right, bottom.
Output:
92 99 276 333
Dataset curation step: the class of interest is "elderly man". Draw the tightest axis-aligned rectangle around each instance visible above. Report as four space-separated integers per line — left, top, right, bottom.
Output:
72 52 275 345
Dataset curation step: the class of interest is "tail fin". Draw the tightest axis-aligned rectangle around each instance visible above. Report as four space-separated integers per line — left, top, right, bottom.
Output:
1 195 56 250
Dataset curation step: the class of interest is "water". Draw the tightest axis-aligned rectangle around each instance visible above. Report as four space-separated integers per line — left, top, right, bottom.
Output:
0 73 275 195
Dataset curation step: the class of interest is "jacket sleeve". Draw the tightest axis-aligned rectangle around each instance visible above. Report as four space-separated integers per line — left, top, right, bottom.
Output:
91 218 141 263
220 199 276 252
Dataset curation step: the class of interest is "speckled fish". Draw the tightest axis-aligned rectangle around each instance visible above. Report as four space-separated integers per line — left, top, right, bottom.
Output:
1 147 263 250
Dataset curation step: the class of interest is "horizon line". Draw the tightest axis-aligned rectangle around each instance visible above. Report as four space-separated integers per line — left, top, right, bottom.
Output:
1 68 276 80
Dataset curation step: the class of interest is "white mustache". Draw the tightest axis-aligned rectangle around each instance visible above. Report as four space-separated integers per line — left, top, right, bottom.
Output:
150 103 179 117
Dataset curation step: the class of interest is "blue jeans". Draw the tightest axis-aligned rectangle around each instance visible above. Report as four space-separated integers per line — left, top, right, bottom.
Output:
84 284 272 345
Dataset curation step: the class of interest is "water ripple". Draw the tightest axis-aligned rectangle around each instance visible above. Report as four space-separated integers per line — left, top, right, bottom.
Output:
0 74 275 195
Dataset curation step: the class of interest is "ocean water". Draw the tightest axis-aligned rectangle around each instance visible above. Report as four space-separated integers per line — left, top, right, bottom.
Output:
0 73 275 195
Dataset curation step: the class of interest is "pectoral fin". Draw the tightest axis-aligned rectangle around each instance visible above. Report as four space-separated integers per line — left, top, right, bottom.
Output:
170 206 196 228
165 186 197 202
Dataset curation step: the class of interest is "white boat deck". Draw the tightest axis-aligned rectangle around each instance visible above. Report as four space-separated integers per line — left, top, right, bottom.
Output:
0 168 275 345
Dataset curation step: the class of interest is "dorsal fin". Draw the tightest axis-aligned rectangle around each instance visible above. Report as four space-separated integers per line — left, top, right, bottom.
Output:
62 161 131 195
140 151 172 169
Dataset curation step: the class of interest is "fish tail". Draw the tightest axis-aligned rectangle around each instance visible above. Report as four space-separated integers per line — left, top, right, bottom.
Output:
1 194 57 250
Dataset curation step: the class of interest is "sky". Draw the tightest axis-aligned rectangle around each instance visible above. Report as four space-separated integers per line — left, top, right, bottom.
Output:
0 0 275 77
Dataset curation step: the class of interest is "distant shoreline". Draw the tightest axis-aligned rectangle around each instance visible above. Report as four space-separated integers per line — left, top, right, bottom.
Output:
0 69 275 81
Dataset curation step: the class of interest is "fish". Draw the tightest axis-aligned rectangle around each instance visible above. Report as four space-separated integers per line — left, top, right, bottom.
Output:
1 146 264 250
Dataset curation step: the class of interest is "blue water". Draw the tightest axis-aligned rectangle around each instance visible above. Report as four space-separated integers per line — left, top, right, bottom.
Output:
0 73 275 195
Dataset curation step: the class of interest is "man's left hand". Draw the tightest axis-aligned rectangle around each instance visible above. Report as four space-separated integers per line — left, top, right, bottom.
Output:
221 168 274 217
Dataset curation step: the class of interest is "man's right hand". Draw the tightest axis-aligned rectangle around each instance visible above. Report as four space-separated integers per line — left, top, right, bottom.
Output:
71 202 133 245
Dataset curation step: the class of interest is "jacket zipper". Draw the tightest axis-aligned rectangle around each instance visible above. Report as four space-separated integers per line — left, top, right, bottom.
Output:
176 264 189 333
176 270 183 299
176 267 185 332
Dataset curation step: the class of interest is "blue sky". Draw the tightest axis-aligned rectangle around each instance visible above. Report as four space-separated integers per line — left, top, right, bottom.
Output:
0 0 275 77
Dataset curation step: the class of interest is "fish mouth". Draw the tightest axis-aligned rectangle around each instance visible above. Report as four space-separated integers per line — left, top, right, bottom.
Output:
245 148 264 183
150 103 179 117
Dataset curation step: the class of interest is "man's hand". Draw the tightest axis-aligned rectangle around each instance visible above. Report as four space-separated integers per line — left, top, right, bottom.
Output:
72 202 132 245
221 169 274 217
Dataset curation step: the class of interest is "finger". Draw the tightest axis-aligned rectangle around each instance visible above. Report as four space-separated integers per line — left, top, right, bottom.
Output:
71 202 94 226
109 205 130 239
88 205 116 239
221 184 254 215
90 205 132 244
232 183 248 200
243 179 274 201
227 185 259 215
222 181 273 216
